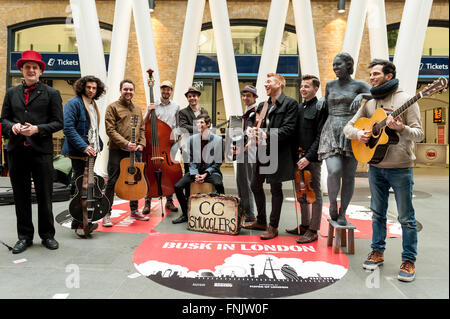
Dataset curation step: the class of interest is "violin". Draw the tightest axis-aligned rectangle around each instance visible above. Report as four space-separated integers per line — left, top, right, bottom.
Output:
143 69 183 215
294 147 316 204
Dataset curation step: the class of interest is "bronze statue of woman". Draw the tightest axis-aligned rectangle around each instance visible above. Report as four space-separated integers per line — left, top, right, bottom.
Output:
318 52 371 225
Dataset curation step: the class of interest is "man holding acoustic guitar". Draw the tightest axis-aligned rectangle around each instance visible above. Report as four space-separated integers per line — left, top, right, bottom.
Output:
103 79 149 226
344 59 424 282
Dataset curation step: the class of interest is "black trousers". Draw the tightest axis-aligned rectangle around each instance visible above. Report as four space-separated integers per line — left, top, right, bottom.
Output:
8 146 55 241
174 173 225 216
104 149 141 213
250 164 283 228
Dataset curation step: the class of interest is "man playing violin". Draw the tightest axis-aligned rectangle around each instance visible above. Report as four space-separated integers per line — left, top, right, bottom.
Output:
243 73 298 240
286 75 327 243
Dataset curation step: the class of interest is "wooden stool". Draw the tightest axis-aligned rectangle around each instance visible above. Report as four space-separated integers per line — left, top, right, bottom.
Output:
190 182 213 195
327 219 356 254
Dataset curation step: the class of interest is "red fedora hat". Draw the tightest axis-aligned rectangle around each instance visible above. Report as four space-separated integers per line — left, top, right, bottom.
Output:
16 50 46 72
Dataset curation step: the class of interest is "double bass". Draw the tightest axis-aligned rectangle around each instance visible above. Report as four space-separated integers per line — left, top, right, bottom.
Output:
143 69 183 216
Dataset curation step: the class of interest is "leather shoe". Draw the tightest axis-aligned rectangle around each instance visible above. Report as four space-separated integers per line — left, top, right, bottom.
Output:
172 215 188 224
285 224 309 235
12 239 32 254
42 238 59 250
165 199 179 212
243 220 267 231
261 226 278 240
296 230 318 244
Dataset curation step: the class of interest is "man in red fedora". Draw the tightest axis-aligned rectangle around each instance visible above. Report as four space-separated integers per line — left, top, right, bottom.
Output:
1 50 63 254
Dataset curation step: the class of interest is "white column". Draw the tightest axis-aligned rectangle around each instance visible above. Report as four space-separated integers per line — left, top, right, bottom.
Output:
394 0 433 96
173 0 206 107
93 0 133 177
342 0 369 74
292 0 322 98
132 0 160 103
366 0 389 60
209 0 242 117
255 0 290 103
70 0 109 177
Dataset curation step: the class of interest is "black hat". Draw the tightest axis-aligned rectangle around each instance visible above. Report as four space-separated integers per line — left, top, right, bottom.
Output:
184 86 201 97
240 85 258 97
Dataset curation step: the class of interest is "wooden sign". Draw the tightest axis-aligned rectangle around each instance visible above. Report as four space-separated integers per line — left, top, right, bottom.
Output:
188 194 241 235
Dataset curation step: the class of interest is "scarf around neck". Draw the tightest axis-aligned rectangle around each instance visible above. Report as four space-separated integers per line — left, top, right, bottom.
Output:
370 78 399 100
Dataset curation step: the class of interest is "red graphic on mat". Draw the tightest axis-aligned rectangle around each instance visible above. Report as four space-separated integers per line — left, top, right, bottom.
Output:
56 198 176 234
133 232 349 298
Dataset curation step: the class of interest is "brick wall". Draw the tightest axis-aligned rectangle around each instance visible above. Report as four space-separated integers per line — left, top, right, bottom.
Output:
0 0 448 110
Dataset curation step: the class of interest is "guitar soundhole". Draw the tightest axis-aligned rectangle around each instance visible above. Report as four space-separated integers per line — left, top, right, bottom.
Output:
128 167 136 175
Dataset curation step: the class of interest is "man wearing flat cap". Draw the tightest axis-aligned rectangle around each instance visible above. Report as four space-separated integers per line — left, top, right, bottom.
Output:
141 80 180 214
172 86 209 224
1 50 63 253
235 85 258 223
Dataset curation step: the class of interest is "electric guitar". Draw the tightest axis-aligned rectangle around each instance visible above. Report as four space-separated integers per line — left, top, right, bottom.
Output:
69 129 110 237
115 115 148 200
352 77 448 164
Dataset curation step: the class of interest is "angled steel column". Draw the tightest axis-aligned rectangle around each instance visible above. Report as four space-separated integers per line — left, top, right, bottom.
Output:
173 0 206 107
255 0 290 103
132 0 160 103
394 0 433 95
70 0 109 176
209 0 242 118
292 0 321 98
342 0 369 76
366 0 389 60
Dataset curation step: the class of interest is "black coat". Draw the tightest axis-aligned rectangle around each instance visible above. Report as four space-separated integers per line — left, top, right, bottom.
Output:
1 81 63 154
178 106 209 134
247 93 298 183
296 97 328 163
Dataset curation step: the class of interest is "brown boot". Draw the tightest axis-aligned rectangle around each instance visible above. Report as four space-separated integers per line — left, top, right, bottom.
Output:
142 198 151 215
243 220 267 231
285 225 309 235
296 229 318 244
165 198 178 212
261 226 278 240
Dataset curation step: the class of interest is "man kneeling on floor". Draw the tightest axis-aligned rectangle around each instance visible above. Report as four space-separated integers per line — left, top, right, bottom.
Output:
172 114 225 224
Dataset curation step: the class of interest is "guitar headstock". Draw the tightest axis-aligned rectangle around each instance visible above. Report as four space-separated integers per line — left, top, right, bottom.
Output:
422 77 448 97
131 114 138 128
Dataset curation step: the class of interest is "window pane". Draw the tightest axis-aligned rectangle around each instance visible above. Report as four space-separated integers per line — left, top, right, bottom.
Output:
14 24 111 53
388 26 449 56
199 25 297 55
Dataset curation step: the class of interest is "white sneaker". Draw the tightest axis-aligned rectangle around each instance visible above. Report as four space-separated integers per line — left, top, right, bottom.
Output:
102 215 113 227
131 211 149 221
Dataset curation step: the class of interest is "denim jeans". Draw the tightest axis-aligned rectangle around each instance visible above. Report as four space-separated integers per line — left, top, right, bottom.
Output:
368 166 417 262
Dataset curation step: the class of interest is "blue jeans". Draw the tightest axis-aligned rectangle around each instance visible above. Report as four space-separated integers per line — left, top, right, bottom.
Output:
368 166 417 262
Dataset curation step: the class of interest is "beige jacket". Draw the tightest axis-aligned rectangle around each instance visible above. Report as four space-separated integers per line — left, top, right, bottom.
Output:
343 87 424 168
105 97 146 150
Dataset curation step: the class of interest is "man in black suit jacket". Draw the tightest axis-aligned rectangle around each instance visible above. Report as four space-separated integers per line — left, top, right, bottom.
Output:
1 50 63 254
243 73 298 240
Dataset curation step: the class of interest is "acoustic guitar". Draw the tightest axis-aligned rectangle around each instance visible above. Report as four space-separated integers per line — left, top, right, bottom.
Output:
69 129 110 236
352 77 448 164
115 115 148 201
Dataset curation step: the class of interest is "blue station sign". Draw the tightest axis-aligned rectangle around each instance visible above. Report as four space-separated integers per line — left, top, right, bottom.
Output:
195 54 299 77
389 56 449 79
10 52 110 75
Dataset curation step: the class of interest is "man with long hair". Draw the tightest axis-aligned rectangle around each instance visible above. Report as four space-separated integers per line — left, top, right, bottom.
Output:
61 75 105 233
